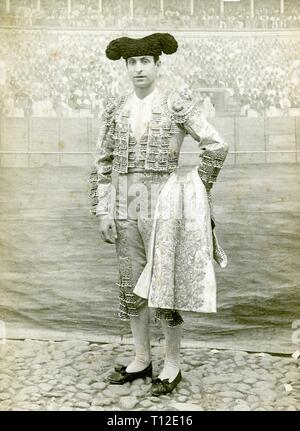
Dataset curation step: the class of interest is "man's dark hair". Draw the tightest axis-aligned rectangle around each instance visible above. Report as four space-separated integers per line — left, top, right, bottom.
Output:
125 55 160 65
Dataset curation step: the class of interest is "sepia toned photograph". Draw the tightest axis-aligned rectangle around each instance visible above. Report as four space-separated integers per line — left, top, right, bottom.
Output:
0 0 299 413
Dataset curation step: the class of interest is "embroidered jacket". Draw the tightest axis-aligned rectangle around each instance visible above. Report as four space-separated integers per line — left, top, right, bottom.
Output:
89 88 229 215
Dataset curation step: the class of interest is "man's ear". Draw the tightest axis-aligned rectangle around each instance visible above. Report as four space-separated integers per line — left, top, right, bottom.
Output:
156 59 161 69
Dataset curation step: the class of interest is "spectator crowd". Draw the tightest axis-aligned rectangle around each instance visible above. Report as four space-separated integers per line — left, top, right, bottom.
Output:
1 29 299 118
0 0 300 29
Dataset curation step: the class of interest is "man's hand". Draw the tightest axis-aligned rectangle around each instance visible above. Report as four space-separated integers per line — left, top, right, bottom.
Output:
98 214 117 244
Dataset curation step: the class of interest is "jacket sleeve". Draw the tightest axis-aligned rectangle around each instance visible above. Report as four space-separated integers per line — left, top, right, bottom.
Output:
89 98 116 216
169 92 229 192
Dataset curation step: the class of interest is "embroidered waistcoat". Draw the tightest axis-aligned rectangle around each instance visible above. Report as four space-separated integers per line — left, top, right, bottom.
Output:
89 88 229 215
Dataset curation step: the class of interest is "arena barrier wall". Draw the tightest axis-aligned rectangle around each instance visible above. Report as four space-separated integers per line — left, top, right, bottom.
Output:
0 116 299 167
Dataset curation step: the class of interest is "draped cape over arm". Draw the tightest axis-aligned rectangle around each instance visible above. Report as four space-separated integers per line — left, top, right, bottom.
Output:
133 166 227 313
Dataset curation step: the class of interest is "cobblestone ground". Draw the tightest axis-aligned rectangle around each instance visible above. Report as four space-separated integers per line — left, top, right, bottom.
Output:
0 340 299 411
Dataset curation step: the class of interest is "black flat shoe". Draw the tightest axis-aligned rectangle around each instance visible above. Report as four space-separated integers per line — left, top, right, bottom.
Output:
107 362 153 385
151 370 182 396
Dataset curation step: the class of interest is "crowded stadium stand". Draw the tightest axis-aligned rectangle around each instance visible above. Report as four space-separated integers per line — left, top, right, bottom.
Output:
1 23 299 167
1 30 300 118
0 0 299 29
0 1 299 119
0 0 300 118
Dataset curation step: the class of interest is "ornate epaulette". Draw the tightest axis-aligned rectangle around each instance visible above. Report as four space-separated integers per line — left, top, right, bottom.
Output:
167 90 195 124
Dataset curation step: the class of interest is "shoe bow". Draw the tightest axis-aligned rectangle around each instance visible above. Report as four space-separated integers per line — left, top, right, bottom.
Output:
114 365 127 375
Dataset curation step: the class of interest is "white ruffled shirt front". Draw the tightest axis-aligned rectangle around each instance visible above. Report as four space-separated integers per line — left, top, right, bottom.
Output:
126 88 158 142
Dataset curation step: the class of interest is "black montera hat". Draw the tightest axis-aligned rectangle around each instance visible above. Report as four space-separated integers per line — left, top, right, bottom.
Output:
105 33 178 61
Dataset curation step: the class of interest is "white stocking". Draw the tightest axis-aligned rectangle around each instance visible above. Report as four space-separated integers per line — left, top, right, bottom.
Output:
126 306 151 373
158 318 182 382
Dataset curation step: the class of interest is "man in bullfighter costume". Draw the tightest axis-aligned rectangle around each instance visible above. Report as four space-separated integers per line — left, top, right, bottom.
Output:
90 32 228 396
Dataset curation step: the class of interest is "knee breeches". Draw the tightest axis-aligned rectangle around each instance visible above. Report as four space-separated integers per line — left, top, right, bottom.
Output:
114 172 183 327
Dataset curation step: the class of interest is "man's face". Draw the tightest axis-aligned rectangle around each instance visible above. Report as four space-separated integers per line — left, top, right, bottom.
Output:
126 56 160 89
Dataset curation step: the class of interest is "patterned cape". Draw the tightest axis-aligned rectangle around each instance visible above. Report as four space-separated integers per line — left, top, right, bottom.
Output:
133 166 227 313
